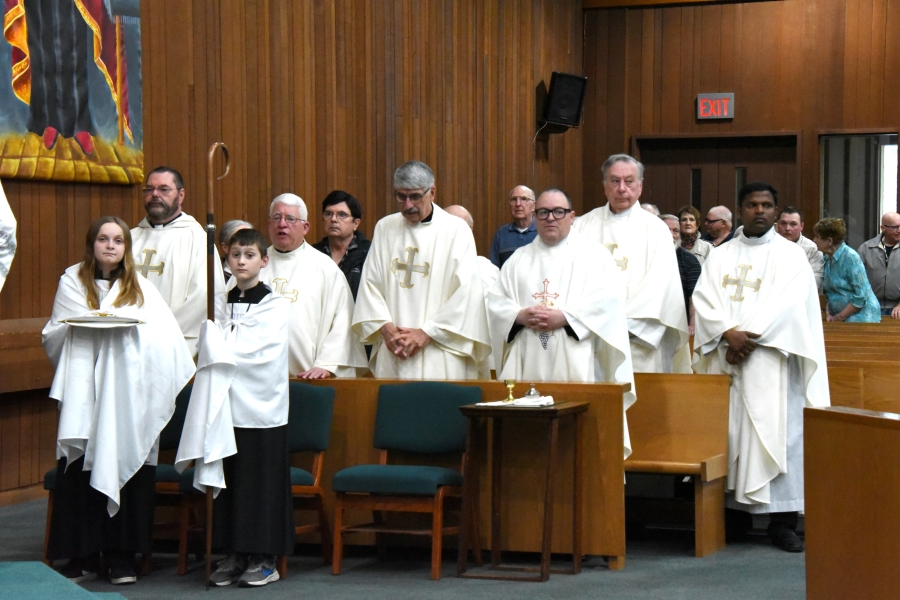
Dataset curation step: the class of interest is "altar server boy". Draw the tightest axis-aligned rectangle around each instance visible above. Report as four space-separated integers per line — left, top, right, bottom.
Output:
176 228 293 587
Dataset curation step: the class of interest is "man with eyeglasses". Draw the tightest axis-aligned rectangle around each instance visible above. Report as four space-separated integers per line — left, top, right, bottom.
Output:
857 211 900 318
489 185 538 268
488 189 635 452
259 193 367 379
131 166 225 357
575 154 691 374
311 190 370 301
701 207 734 247
352 160 491 379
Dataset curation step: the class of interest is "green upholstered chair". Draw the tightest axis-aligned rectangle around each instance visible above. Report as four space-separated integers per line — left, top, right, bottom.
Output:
331 382 482 580
275 382 336 577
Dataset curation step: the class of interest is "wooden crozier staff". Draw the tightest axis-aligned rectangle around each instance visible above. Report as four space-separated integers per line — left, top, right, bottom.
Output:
205 142 230 588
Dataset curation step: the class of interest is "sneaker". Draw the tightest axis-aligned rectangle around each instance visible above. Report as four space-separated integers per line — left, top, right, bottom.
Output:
210 554 248 587
109 566 137 585
106 551 137 584
238 555 279 587
59 557 98 583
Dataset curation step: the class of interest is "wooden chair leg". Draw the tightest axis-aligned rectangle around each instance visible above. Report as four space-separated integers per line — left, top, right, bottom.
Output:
694 477 726 557
431 492 445 580
176 498 192 575
332 495 344 575
276 555 287 579
43 491 53 567
315 494 333 565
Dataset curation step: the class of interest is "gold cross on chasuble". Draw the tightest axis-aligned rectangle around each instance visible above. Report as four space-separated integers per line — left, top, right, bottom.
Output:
532 279 559 307
391 247 430 289
271 278 299 302
136 249 165 277
722 264 761 301
604 243 628 271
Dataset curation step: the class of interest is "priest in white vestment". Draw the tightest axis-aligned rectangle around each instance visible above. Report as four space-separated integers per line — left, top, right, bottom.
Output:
353 161 491 379
488 189 636 456
130 166 225 357
692 182 830 553
259 193 367 378
0 178 16 294
574 154 690 374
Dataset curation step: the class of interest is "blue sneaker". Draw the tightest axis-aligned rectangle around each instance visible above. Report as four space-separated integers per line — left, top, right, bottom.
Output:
238 555 279 587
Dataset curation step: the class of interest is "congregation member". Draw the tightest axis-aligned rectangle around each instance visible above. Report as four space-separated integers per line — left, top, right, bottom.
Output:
641 203 660 215
312 190 371 300
701 206 735 247
0 178 15 293
776 207 823 292
661 214 701 335
131 166 225 356
857 211 900 318
352 160 491 379
575 154 691 373
260 193 367 378
178 229 293 588
218 219 252 283
489 184 537 268
488 189 635 454
43 217 194 584
676 205 712 264
693 182 830 553
813 218 881 323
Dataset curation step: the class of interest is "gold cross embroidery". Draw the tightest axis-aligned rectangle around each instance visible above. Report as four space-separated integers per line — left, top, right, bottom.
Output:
532 278 559 307
604 243 628 271
391 247 430 289
136 249 164 277
722 264 761 302
271 278 299 302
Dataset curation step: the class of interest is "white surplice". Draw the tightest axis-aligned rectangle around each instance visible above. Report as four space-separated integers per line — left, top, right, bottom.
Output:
258 242 367 377
0 178 16 293
575 202 691 374
692 227 830 512
43 266 195 515
352 205 491 379
176 290 289 495
488 231 636 456
131 213 226 357
477 256 500 374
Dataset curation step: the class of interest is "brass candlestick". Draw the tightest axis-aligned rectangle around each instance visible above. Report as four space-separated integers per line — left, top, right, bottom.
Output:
503 379 516 403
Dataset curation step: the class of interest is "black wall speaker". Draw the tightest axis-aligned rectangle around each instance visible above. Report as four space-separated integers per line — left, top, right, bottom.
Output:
542 72 587 128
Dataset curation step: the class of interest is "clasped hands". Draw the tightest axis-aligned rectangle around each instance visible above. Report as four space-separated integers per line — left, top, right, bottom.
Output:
381 323 431 359
515 305 567 332
721 328 761 365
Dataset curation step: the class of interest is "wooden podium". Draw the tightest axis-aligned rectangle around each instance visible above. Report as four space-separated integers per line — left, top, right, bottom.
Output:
805 406 900 600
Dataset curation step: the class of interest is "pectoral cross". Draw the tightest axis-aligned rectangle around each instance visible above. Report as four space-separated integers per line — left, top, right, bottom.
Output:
604 243 628 271
271 278 299 302
136 249 164 277
391 247 430 289
722 264 761 302
532 279 559 307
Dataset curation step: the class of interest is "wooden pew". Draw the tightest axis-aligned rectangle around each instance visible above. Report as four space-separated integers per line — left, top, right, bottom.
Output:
626 373 731 557
0 318 54 394
825 362 900 414
805 407 900 600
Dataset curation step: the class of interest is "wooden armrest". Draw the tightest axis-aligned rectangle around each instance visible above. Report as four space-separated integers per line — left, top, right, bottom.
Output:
700 454 727 482
625 460 702 475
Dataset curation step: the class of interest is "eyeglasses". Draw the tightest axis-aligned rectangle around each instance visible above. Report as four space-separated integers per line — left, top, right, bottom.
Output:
705 218 726 225
606 177 638 189
323 211 354 221
268 214 304 225
535 207 574 220
881 224 900 231
142 186 179 196
508 196 534 204
394 189 431 203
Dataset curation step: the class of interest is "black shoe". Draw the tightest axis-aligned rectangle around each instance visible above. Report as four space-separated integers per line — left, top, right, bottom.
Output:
769 526 804 552
106 551 138 584
59 557 98 583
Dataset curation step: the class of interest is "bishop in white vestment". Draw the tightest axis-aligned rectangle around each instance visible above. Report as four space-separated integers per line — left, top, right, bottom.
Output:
692 183 829 552
575 155 690 373
131 167 225 357
352 161 491 379
488 190 636 456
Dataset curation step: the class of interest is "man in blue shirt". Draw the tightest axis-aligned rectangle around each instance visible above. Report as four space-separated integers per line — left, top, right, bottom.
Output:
490 185 538 268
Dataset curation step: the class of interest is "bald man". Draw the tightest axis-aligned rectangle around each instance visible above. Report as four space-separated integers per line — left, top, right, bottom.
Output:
702 206 734 247
858 211 900 318
490 185 538 268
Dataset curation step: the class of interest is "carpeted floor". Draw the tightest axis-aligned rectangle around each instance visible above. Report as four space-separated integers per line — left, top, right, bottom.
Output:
0 499 805 600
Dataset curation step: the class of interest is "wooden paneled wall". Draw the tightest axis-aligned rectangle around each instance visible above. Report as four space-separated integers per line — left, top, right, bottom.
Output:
0 0 584 321
582 0 900 221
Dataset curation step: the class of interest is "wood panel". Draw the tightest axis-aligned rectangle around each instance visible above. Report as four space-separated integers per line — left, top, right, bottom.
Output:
583 0 900 227
0 390 57 493
0 0 584 321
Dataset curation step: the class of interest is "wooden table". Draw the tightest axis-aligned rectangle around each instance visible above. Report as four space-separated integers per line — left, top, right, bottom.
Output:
457 401 590 582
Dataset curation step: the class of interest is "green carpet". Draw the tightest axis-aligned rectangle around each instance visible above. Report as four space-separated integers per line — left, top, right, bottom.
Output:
0 562 126 600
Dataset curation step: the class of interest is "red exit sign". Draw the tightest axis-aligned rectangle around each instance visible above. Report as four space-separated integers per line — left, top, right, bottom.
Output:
697 93 734 119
